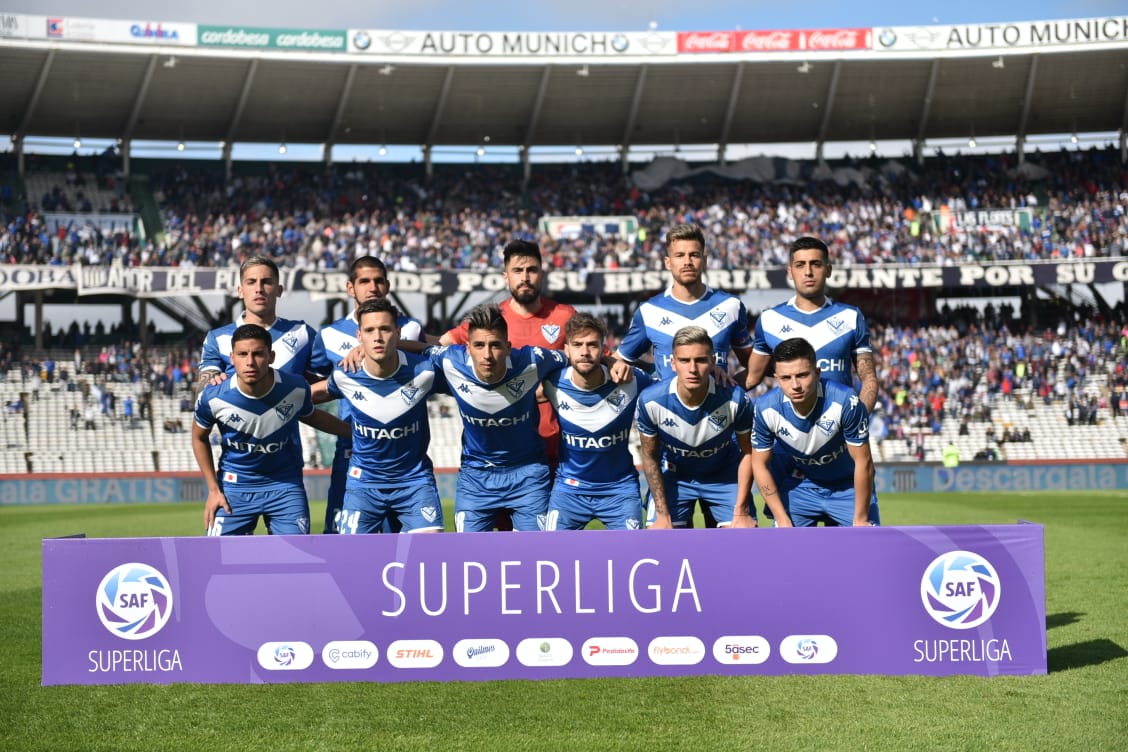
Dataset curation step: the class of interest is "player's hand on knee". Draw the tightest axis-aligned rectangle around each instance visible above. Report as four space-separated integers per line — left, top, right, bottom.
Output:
729 513 757 528
204 490 231 531
647 514 674 530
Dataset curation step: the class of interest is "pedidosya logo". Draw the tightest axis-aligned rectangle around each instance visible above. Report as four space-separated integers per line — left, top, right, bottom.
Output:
95 563 173 640
921 550 1001 629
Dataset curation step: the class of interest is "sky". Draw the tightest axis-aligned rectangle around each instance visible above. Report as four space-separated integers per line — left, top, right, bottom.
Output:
4 1 1123 31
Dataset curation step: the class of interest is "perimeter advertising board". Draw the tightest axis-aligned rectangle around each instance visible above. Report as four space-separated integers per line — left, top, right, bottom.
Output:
43 525 1046 684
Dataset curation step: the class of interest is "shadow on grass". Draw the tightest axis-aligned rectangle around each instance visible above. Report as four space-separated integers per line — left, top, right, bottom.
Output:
1048 638 1128 672
1046 611 1083 630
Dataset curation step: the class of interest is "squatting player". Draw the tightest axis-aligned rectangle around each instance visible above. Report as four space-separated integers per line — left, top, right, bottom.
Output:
635 326 756 529
751 337 878 527
192 324 349 536
311 256 426 533
542 313 645 530
428 304 568 532
313 298 444 534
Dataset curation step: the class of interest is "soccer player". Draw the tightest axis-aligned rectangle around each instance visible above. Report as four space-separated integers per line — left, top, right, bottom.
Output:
311 256 426 533
192 324 349 536
542 313 645 530
312 298 444 534
197 256 316 386
612 222 753 381
743 236 878 522
440 239 576 466
429 304 568 532
635 326 756 529
751 337 878 527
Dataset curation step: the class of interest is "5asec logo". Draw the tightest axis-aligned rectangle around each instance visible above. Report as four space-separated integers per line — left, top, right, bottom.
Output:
920 551 1001 629
95 563 174 640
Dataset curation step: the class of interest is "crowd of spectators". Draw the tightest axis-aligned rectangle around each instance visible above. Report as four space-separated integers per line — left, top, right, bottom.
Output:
3 145 1127 269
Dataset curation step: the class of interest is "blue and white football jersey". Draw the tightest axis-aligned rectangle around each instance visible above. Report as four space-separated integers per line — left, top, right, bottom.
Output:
752 298 871 386
199 314 316 378
616 287 752 379
542 366 645 493
753 378 869 488
325 351 441 487
635 377 753 481
429 344 567 469
194 369 313 487
311 311 427 433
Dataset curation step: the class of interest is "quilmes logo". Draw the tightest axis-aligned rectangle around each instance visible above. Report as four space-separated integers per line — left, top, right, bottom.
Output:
322 640 379 670
648 636 705 666
95 563 173 640
256 642 314 671
780 635 838 664
386 639 443 669
711 635 770 665
581 637 639 666
516 638 573 667
453 638 510 668
921 550 1001 629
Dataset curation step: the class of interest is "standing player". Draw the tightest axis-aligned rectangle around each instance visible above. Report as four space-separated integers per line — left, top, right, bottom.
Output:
542 313 645 531
743 236 878 521
313 298 443 534
751 338 878 527
635 326 756 529
192 325 349 536
197 256 316 385
429 304 568 532
311 256 426 533
612 223 753 381
440 240 575 467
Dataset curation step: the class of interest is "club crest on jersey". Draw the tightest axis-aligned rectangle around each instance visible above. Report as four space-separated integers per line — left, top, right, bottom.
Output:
400 386 420 404
281 332 300 353
708 408 728 430
817 417 836 435
421 506 438 523
274 402 296 420
541 324 561 344
827 317 846 332
709 309 728 327
505 379 526 399
606 391 627 412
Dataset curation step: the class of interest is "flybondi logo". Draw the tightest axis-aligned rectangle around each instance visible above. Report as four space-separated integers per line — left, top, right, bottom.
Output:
453 638 510 668
647 636 705 666
95 563 173 640
921 550 1001 629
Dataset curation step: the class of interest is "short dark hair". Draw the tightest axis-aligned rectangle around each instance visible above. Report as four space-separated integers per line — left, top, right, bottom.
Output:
465 303 508 338
231 323 272 348
502 239 542 266
666 223 706 252
672 325 713 353
356 297 399 322
564 312 607 342
350 255 388 283
239 256 280 281
772 337 817 366
789 236 829 261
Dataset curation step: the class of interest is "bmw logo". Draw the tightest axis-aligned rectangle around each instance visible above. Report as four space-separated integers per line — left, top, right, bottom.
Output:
878 28 897 48
611 34 629 53
353 31 371 50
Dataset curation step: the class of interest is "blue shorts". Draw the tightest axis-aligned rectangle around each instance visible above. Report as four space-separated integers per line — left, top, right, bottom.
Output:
547 481 642 531
785 481 881 527
645 477 752 528
325 451 403 534
456 463 550 532
209 484 310 536
339 478 443 534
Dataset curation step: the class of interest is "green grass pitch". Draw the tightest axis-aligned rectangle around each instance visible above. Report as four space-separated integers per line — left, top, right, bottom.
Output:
1 491 1125 751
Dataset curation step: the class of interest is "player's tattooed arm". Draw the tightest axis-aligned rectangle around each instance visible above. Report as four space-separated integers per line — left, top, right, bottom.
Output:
196 369 226 389
639 433 672 529
856 353 878 413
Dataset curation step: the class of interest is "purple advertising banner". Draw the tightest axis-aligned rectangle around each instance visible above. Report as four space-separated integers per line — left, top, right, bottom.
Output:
42 525 1046 685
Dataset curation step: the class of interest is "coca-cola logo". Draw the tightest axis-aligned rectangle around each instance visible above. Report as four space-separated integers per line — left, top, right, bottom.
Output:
739 30 795 51
679 31 734 52
806 29 865 50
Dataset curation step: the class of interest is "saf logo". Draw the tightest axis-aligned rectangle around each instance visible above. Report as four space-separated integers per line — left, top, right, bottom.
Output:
849 394 859 409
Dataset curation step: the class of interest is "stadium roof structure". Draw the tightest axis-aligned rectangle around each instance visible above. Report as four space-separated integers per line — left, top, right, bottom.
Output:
2 15 1128 160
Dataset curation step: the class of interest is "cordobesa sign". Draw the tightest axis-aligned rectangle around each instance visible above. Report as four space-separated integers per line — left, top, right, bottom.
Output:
0 259 1124 299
